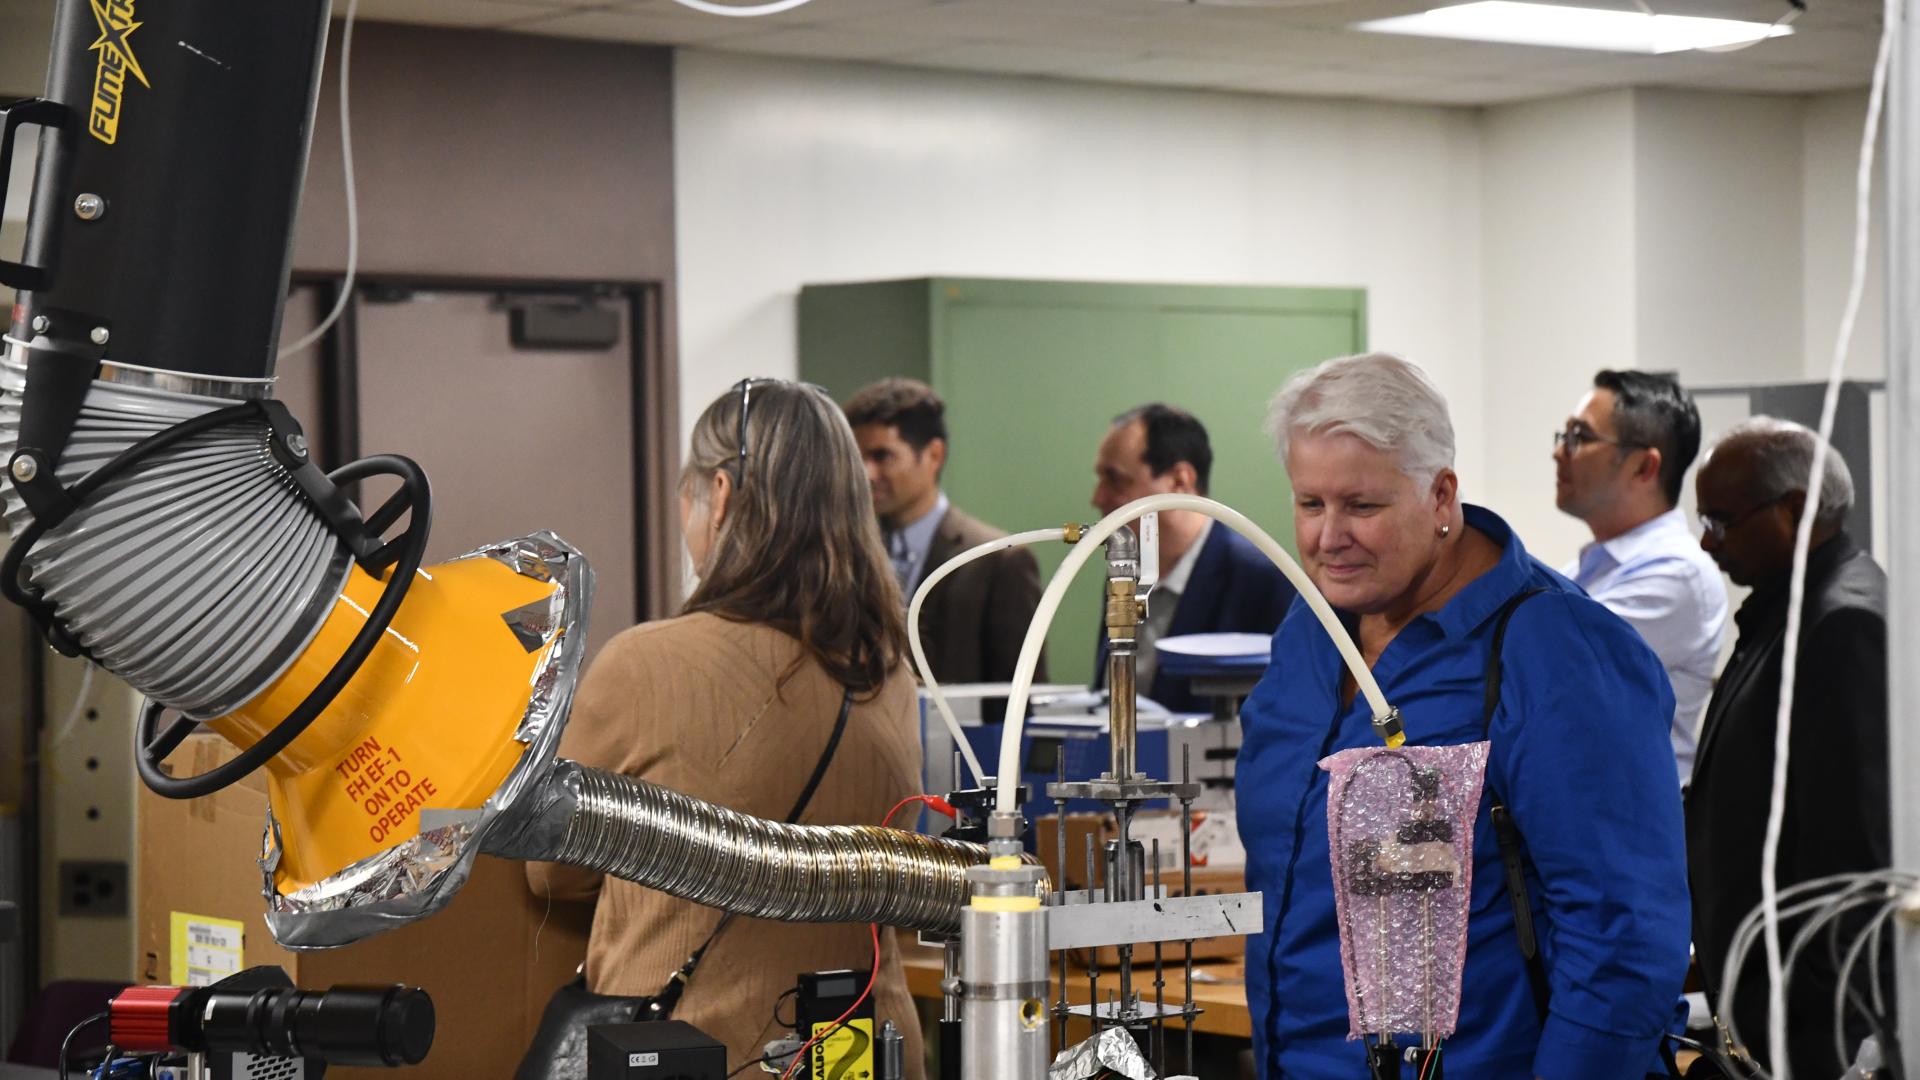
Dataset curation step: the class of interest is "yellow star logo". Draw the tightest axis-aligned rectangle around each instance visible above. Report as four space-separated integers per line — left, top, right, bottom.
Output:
88 0 150 90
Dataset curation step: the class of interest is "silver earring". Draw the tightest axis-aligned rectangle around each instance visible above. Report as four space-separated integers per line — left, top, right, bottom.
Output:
1439 524 1451 538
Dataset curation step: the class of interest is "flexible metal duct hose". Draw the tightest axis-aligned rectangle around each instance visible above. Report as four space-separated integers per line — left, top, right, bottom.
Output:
0 348 347 718
547 765 1021 934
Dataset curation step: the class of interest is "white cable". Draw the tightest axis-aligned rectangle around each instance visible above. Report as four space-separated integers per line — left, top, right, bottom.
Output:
46 660 95 748
1758 0 1897 1071
994 493 1391 813
669 0 816 15
279 0 359 362
907 527 1066 787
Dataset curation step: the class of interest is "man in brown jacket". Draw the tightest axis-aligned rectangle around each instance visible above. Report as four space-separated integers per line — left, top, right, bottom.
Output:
845 378 1045 696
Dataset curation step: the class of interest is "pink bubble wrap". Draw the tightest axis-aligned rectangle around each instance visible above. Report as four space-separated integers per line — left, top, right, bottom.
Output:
1320 741 1490 1041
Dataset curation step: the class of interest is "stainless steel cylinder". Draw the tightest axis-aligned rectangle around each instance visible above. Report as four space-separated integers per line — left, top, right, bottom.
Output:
960 862 1050 1080
1106 642 1137 779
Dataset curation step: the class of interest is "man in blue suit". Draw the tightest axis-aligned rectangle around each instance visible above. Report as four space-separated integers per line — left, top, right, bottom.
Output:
1091 404 1297 713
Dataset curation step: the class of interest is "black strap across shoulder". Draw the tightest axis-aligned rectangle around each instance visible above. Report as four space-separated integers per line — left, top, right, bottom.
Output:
645 686 856 1020
1483 587 1551 1022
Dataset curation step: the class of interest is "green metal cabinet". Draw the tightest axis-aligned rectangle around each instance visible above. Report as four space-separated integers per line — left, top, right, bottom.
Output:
800 277 1367 687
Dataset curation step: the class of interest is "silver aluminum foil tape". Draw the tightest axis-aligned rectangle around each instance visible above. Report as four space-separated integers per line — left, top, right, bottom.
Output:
0 343 349 718
261 531 593 949
1050 1027 1156 1080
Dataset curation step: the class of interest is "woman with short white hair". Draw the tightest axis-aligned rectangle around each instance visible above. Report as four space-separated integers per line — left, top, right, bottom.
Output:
1236 353 1692 1080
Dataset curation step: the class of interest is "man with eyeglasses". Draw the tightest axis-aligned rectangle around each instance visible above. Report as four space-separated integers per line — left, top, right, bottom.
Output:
1684 416 1890 1079
1553 370 1727 785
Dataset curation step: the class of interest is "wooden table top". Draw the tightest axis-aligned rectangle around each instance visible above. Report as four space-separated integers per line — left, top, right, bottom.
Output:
901 944 1252 1040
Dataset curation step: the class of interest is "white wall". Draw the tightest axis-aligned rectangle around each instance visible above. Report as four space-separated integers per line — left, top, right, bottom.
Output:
1634 89 1806 386
1478 91 1639 564
1802 90 1886 380
673 51 1490 493
674 58 1881 570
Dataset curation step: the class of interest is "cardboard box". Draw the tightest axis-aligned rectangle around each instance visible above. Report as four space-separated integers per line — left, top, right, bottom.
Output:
138 736 593 1079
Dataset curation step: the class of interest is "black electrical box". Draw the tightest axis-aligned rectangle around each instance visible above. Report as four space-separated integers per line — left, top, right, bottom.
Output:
509 300 621 351
796 970 876 1079
586 1021 726 1079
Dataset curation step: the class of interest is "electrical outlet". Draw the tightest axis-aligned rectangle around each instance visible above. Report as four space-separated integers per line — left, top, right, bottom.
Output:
58 860 128 917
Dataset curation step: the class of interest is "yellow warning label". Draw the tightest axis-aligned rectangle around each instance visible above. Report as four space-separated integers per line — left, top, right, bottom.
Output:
809 1016 874 1080
169 911 243 987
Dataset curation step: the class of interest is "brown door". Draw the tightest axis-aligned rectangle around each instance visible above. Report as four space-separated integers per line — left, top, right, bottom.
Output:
350 288 641 658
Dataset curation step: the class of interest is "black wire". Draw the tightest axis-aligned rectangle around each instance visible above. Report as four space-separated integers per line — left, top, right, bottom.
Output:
772 986 800 1030
59 1012 109 1080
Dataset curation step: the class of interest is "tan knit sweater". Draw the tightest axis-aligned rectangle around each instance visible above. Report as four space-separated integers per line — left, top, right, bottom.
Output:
526 613 928 1079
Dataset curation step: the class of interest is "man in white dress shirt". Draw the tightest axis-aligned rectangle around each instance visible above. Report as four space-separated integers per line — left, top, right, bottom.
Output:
1554 370 1728 784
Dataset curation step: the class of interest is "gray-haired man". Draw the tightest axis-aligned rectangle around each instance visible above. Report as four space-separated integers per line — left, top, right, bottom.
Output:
1687 416 1890 1078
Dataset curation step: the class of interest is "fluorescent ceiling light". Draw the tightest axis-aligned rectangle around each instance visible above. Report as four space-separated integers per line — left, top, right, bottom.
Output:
1354 0 1794 54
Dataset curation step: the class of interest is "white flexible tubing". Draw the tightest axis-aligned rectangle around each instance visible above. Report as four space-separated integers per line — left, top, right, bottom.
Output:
1759 3 1896 1071
994 494 1390 813
908 528 1067 787
279 0 359 362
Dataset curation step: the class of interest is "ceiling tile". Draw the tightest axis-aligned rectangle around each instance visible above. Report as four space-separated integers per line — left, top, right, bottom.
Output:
1387 75 1608 102
903 39 1149 77
713 24 959 58
351 0 1881 108
353 0 575 28
505 5 772 43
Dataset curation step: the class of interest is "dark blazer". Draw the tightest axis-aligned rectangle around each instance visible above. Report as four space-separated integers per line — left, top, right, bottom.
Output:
1686 533 1890 1078
1095 524 1298 713
915 504 1045 687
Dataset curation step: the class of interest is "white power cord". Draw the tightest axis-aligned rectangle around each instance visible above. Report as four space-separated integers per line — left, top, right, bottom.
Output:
1757 0 1898 1070
992 493 1392 814
279 0 360 361
45 659 95 749
669 0 816 15
907 528 1067 787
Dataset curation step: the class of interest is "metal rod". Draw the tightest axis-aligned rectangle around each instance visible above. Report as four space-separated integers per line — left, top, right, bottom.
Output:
1422 896 1435 1049
1181 745 1195 1074
1086 832 1100 1035
1115 801 1135 1024
1153 838 1166 1078
1106 644 1138 780
943 939 962 1024
1891 0 1920 1067
1054 757 1069 1055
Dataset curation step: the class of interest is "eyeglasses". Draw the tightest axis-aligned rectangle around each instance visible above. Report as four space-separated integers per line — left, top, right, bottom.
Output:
1552 423 1646 455
732 377 830 483
1698 497 1783 542
735 377 769 480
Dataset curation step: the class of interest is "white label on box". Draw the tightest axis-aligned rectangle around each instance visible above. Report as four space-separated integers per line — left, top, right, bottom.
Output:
628 1053 659 1067
169 912 244 987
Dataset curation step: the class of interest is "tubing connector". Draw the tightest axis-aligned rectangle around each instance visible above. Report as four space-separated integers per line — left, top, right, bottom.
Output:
1372 707 1406 748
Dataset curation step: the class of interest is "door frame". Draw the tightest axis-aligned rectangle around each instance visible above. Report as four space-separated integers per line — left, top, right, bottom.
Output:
288 271 679 626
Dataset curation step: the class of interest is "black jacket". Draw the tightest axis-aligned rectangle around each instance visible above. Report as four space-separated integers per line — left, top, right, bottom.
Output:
1686 533 1890 1077
1094 524 1297 713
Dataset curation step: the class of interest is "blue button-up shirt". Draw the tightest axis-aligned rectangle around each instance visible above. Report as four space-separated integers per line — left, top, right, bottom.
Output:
1238 505 1690 1080
1562 508 1728 784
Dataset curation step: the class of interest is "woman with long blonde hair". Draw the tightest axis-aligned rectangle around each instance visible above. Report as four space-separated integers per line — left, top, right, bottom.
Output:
528 378 926 1077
